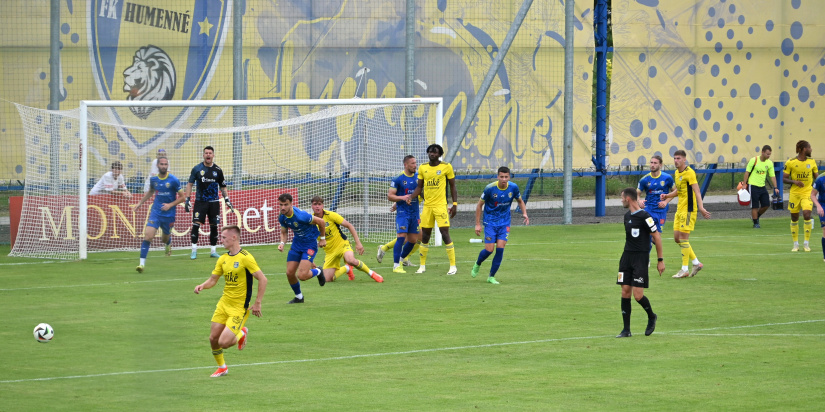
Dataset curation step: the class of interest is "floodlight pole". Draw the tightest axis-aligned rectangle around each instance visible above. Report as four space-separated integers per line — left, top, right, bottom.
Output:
444 0 534 164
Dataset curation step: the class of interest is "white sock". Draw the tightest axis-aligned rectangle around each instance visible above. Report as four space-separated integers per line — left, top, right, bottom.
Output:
393 263 399 269
296 293 303 299
140 258 146 266
691 259 700 265
681 265 689 271
794 241 799 246
192 244 198 251
211 246 217 253
803 241 809 246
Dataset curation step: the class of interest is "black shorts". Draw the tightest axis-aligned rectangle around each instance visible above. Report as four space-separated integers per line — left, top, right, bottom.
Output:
193 201 221 225
617 251 649 288
750 185 770 209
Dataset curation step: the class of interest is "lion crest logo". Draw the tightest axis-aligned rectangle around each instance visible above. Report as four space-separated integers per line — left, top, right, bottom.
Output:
122 45 176 119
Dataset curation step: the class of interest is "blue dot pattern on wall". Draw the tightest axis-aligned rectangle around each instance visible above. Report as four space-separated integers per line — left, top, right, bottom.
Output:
608 0 823 165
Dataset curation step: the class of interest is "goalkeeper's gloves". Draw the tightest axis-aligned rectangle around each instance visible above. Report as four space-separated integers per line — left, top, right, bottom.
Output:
224 196 234 212
185 198 191 213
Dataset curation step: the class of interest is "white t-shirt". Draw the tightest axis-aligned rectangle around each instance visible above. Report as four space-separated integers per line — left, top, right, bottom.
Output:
90 171 127 195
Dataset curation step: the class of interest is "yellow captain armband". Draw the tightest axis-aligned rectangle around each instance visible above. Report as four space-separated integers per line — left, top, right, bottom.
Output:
452 202 458 206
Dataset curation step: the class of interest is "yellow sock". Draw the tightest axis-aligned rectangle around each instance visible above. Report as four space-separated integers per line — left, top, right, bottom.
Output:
688 244 697 261
403 243 420 262
791 220 799 242
804 219 813 242
381 240 395 252
212 349 225 367
334 266 348 279
354 260 371 274
419 244 429 266
679 242 691 267
445 242 456 266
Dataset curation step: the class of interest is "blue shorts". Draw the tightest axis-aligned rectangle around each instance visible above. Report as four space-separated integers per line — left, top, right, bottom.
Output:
483 224 510 243
287 242 318 263
645 209 667 233
146 212 175 235
396 212 420 234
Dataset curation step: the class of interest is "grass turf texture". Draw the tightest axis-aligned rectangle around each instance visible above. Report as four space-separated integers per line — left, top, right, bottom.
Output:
1 216 823 410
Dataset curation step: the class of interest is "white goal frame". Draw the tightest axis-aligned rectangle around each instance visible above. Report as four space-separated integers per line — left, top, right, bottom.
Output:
76 98 443 259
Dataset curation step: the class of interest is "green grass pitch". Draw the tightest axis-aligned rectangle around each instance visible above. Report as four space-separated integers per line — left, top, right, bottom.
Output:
1 217 823 410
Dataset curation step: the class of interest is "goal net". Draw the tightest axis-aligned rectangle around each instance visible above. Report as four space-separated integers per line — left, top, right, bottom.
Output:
11 98 442 260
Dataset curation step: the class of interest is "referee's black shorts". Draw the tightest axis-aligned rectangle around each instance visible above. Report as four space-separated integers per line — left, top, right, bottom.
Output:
617 251 649 288
193 201 221 225
750 185 770 209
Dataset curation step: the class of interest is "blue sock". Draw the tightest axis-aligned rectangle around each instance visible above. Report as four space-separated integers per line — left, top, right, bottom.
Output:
165 237 171 246
393 237 404 263
490 248 505 277
476 249 493 265
401 241 415 259
822 237 825 259
310 268 321 278
140 240 150 259
290 282 302 296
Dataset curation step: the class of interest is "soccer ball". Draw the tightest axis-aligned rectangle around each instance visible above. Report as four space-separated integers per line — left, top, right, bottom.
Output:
33 323 54 343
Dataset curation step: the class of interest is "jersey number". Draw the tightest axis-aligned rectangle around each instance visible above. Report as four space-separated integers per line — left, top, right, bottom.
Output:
789 202 795 209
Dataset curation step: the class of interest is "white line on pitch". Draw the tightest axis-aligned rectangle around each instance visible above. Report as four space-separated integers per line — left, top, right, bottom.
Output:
662 333 825 337
2 319 823 384
0 277 204 291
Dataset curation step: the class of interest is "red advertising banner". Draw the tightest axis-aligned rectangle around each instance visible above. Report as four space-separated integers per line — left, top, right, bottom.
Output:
10 189 298 250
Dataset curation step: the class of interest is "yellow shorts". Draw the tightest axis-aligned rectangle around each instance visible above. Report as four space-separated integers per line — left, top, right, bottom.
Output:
322 242 352 270
420 205 451 229
211 298 249 339
788 192 813 213
674 210 698 233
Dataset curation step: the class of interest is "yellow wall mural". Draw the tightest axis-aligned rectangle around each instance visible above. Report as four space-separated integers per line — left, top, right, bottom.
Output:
0 0 595 180
611 0 825 166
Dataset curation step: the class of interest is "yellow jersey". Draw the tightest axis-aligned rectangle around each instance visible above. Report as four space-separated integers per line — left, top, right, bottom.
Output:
783 157 818 196
211 249 261 308
318 210 348 252
674 166 699 213
417 162 455 207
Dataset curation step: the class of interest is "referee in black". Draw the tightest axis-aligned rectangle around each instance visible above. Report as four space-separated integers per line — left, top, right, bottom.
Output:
616 187 665 338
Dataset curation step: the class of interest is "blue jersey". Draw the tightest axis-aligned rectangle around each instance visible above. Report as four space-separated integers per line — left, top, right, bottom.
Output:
814 175 825 204
188 163 226 202
480 181 521 227
149 174 182 218
279 206 320 246
390 171 419 215
637 172 674 216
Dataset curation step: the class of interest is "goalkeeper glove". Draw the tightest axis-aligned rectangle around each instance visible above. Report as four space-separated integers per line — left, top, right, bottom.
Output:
185 198 191 213
224 197 234 212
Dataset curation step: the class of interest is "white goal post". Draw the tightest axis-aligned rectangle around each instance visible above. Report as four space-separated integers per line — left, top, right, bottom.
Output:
12 98 443 260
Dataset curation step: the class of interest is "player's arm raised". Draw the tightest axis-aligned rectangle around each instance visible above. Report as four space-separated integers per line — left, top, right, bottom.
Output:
448 177 458 218
249 270 268 317
194 274 220 294
341 219 365 255
691 182 711 219
311 216 327 248
474 198 485 236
